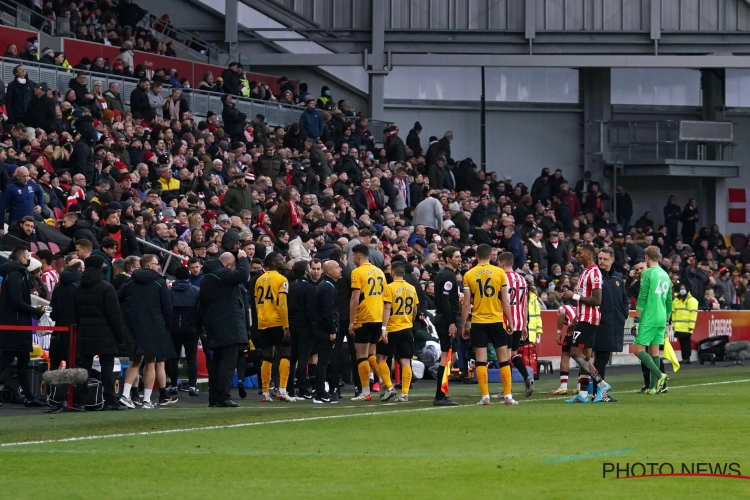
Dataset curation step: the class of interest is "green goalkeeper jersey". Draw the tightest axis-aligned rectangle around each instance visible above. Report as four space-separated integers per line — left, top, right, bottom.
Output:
636 266 673 327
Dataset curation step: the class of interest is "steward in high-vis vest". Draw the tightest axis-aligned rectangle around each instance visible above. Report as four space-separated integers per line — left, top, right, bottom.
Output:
527 287 543 343
672 282 698 363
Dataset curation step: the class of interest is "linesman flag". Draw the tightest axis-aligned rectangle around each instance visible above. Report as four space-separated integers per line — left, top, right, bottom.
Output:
663 327 681 372
441 348 452 394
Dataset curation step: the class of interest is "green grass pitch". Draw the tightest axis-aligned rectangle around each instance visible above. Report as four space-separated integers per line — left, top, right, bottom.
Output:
0 366 748 499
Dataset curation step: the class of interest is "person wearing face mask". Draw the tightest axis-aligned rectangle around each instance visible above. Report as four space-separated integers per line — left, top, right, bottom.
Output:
671 282 698 364
6 65 35 125
0 247 47 407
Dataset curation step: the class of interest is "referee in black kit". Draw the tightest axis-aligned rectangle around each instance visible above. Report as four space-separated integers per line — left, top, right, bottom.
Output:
432 246 461 406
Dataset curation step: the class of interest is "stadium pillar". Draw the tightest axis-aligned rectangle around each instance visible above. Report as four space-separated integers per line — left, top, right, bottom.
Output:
225 0 238 44
701 68 724 232
367 0 387 121
581 68 611 189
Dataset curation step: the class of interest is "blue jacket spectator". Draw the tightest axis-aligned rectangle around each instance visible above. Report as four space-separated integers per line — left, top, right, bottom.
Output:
0 167 45 225
299 99 324 139
503 226 527 270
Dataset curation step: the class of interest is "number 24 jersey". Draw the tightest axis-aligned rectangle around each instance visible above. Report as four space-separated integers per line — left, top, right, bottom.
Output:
351 263 386 328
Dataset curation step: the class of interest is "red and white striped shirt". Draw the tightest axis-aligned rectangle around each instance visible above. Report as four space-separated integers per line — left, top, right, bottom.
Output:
506 270 528 332
576 264 602 325
41 268 60 294
560 305 577 325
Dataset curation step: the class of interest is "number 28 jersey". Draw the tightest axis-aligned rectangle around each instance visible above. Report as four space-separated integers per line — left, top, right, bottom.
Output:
383 280 419 333
351 263 386 328
463 263 508 324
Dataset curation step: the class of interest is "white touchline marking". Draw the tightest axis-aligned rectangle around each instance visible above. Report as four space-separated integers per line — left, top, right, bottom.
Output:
1 378 747 448
0 406 456 447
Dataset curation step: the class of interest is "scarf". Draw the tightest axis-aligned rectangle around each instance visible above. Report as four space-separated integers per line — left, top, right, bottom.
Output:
365 188 377 211
168 98 180 120
289 200 300 227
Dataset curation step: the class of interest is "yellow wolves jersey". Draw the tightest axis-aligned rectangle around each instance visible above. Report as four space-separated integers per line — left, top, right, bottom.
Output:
254 270 289 329
463 263 508 324
383 279 419 333
351 263 386 328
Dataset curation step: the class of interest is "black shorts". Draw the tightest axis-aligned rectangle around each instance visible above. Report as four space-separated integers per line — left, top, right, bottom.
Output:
354 322 381 344
257 326 286 349
571 322 597 350
510 331 523 351
561 334 573 354
435 316 458 353
470 322 508 349
376 328 414 360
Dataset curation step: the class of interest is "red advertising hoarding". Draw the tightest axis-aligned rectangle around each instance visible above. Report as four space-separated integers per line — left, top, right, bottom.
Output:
0 26 39 56
63 38 282 93
536 310 750 358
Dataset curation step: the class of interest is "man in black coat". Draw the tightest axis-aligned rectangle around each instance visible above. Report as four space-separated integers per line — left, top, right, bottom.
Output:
0 247 46 406
287 260 317 400
60 213 100 252
25 82 56 133
545 230 569 275
221 63 241 96
73 255 126 411
221 95 247 142
326 249 353 400
406 122 422 157
69 116 97 185
49 260 84 370
129 78 152 120
118 254 175 409
197 250 250 407
594 247 629 403
385 126 406 163
5 64 35 125
168 267 200 396
311 260 342 403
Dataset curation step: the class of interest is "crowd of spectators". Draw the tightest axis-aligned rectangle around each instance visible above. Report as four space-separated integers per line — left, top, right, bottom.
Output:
0 49 748 325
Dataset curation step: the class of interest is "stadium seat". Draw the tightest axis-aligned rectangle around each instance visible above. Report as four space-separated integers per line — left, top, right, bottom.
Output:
36 242 48 251
53 208 64 221
30 242 38 253
48 242 60 254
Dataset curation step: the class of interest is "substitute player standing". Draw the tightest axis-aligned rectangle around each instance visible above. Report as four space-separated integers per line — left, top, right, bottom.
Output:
432 246 461 406
461 244 516 406
496 252 534 398
349 244 387 402
255 252 295 402
633 246 671 395
377 262 419 403
561 244 612 403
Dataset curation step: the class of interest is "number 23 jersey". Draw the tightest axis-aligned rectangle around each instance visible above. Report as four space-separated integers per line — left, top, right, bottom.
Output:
351 263 386 328
463 263 508 324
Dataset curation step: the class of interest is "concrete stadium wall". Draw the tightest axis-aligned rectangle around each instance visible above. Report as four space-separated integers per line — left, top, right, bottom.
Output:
383 102 583 186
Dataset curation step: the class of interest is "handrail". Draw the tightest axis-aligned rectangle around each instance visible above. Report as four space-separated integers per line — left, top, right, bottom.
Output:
0 0 55 35
140 14 235 65
136 237 188 277
0 56 306 125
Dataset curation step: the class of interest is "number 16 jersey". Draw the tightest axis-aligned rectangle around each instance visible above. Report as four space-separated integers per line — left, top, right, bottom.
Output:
463 263 508 324
351 262 386 328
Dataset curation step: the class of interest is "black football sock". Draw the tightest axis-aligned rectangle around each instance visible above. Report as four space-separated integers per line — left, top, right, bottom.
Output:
434 365 446 399
641 361 650 386
511 355 529 380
